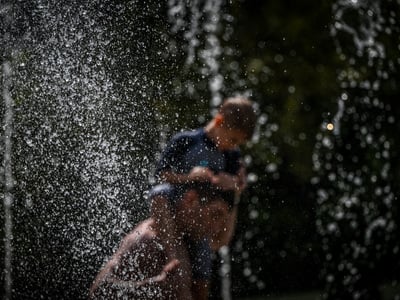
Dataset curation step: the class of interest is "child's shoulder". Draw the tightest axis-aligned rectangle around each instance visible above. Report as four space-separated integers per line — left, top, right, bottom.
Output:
171 128 204 143
173 128 203 138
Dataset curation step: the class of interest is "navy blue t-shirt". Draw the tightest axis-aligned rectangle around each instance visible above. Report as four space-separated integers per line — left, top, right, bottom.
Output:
155 128 241 178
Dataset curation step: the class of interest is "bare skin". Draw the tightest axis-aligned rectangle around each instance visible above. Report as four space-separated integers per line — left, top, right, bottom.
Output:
89 190 231 300
89 218 192 300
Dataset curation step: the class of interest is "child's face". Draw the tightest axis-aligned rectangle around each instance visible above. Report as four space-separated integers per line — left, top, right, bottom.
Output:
216 128 247 151
191 198 230 240
177 190 229 240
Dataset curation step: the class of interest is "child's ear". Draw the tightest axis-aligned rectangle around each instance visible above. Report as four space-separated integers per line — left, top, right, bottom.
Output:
215 113 224 126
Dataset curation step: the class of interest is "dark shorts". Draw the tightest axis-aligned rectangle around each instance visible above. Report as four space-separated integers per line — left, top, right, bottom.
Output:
185 237 212 280
148 184 212 280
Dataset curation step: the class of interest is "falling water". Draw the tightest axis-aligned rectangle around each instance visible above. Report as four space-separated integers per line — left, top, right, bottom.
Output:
1 1 169 298
329 0 386 137
167 1 235 299
313 0 399 298
168 0 225 109
2 3 16 299
219 245 232 300
2 61 14 300
0 0 260 298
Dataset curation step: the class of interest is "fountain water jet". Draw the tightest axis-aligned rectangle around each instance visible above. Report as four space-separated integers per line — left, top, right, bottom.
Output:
2 60 14 300
1 1 171 298
168 0 225 109
313 0 400 298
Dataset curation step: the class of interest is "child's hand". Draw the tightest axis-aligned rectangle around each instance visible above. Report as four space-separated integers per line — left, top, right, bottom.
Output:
210 172 240 191
187 166 214 182
237 165 248 192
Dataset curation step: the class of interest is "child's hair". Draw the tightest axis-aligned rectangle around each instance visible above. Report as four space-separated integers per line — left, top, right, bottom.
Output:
181 182 235 209
219 96 257 139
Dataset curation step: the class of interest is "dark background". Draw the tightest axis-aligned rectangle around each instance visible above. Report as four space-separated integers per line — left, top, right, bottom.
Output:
1 0 399 299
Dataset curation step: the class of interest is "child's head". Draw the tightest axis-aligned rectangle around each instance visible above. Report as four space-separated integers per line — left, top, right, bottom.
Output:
219 96 257 139
175 183 230 239
211 96 257 150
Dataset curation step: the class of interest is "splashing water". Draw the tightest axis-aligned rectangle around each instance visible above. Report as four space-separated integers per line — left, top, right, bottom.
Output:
219 245 232 300
329 0 387 136
168 0 225 109
166 2 238 299
2 61 14 300
313 0 399 298
1 3 16 299
1 1 262 299
1 1 168 298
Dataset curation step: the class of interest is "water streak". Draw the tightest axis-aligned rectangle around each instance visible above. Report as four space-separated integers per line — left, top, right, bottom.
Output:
167 0 224 109
330 0 386 135
314 0 398 298
201 0 224 108
2 61 14 300
219 245 232 300
166 2 234 298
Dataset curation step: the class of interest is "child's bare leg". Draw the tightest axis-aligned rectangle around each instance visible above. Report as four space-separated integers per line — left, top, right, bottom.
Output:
192 279 209 300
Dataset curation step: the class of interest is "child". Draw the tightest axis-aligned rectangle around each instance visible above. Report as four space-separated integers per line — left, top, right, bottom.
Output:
150 96 257 299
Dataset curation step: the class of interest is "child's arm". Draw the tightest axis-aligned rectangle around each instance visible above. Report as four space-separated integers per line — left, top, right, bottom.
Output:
159 166 214 185
151 195 179 260
237 162 248 192
210 165 247 194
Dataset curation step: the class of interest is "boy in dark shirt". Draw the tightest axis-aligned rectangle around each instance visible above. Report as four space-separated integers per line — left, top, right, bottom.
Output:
150 96 257 299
